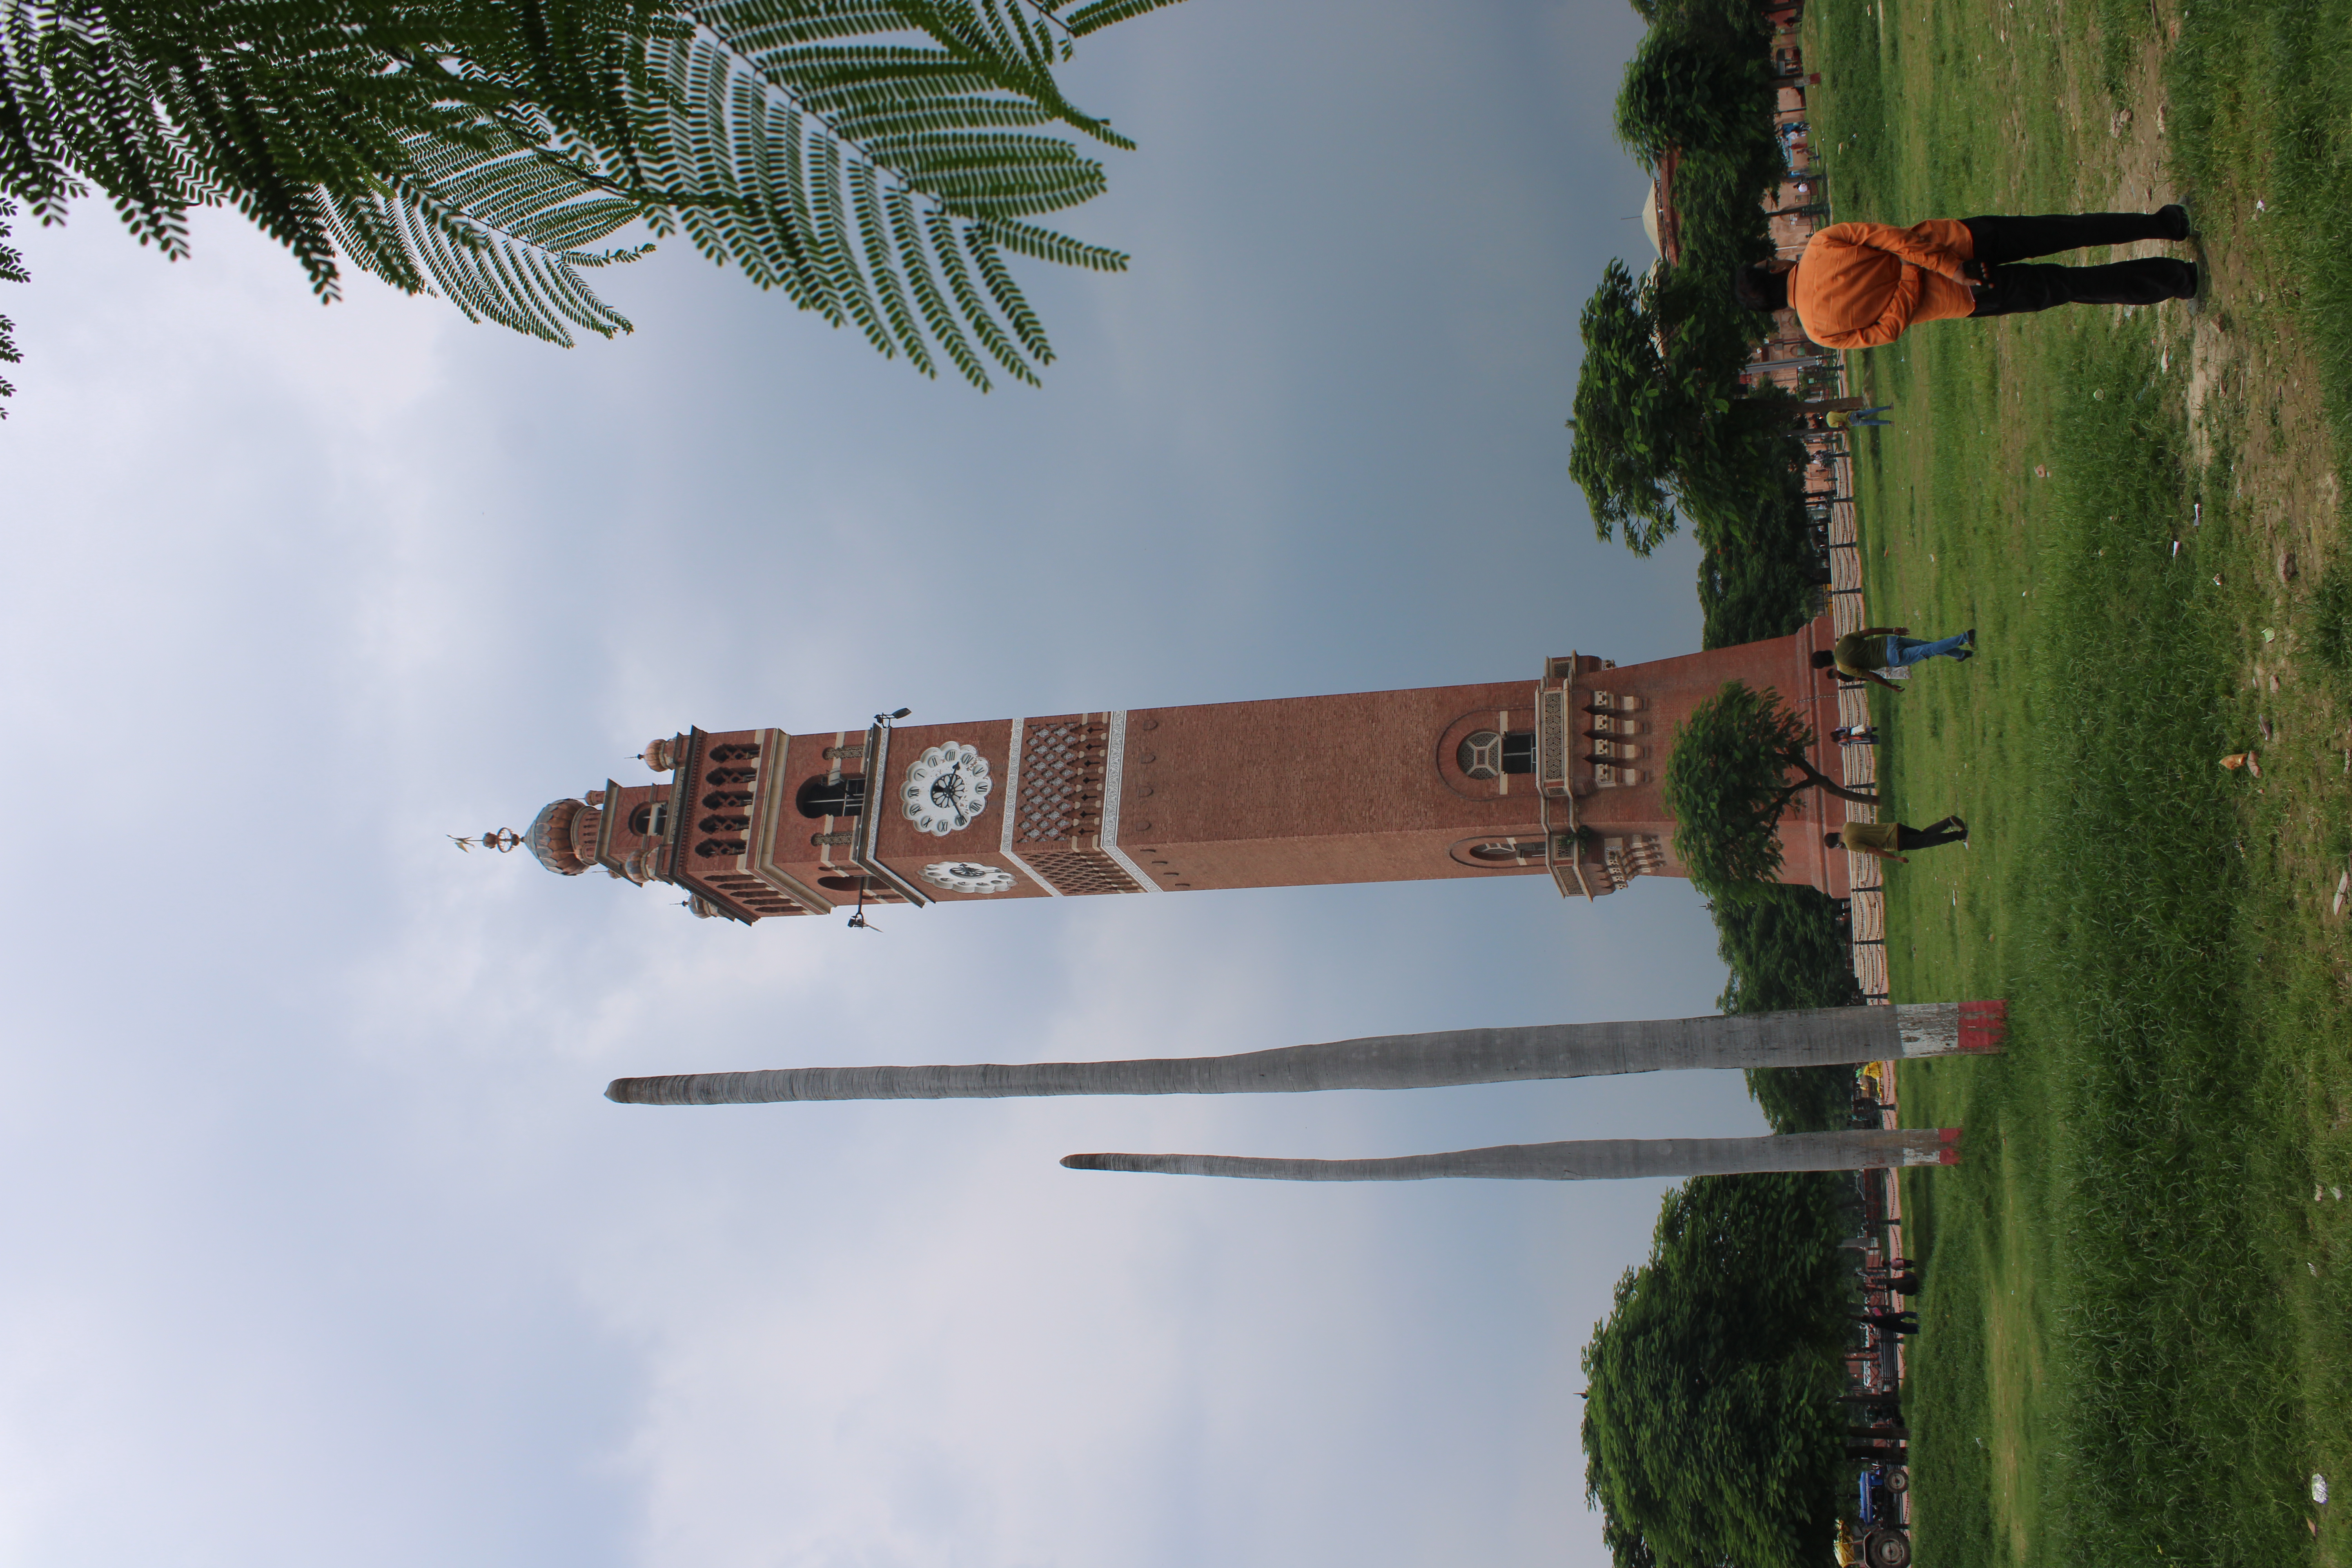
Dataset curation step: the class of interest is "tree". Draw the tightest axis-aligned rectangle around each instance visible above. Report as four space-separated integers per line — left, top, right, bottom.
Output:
1568 260 1804 555
604 1000 2001 1103
1716 889 1864 1017
1581 1172 1856 1568
1613 25 1775 178
1058 1128 1955 1182
1713 887 1866 1134
1660 679 1877 897
0 0 1184 401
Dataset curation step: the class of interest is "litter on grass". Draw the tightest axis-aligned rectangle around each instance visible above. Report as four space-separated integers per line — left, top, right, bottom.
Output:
2316 1475 2330 1506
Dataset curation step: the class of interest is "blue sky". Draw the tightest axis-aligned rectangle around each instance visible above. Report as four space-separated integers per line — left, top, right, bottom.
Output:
0 4 1783 1566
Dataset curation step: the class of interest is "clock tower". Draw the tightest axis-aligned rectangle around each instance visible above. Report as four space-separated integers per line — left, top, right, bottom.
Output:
519 617 1855 922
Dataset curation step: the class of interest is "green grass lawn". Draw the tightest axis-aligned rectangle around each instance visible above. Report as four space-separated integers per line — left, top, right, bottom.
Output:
1797 1 2352 1565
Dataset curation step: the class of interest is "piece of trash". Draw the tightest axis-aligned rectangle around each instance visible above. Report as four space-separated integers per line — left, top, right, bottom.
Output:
2260 716 2276 741
2249 752 2263 777
2034 465 2049 477
2092 389 2105 400
2192 502 2201 527
2221 751 2261 775
2263 628 2277 642
2161 350 2170 371
2336 872 2348 916
2316 1475 2330 1505
2215 573 2225 586
2336 1187 2344 1200
2313 1262 2321 1276
2172 540 2181 557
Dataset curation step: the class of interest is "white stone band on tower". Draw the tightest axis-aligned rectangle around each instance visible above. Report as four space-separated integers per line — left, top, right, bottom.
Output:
1096 710 1160 893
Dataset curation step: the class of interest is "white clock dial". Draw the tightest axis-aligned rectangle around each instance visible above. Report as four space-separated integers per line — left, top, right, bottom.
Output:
922 861 1017 895
901 742 994 836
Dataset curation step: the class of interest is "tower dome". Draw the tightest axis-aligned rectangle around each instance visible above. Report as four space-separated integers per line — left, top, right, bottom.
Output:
527 797 600 876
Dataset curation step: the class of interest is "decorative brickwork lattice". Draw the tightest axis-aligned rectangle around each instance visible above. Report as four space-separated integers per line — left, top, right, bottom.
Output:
1025 847 1142 896
1013 720 1107 842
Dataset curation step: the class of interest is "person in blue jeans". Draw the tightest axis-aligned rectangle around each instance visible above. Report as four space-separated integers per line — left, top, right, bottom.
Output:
1814 626 1975 691
1825 403 1895 430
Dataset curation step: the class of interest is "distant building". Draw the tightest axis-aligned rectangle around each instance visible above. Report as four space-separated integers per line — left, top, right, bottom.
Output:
1641 146 1684 266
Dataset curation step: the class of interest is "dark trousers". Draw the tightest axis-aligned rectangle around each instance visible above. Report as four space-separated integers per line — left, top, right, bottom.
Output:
1896 820 1964 851
1964 212 2192 314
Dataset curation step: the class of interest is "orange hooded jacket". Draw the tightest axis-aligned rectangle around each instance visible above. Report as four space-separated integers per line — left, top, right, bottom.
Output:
1789 220 1979 349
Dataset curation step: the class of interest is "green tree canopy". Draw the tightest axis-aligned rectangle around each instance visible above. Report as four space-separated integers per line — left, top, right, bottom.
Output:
1661 679 1876 895
1568 256 1805 555
1581 1172 1854 1568
1713 886 1865 1133
1613 24 1775 176
0 0 1184 398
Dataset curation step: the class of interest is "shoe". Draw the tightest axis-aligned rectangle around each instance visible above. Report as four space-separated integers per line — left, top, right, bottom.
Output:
2157 203 2192 242
1964 627 1977 646
2176 262 2200 300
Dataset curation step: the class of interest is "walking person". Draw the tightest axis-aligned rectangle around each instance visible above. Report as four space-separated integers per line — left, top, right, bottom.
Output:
1735 206 2198 349
1831 818 1969 864
1815 624 1975 690
1852 1309 1920 1336
1826 403 1894 430
1832 724 1881 746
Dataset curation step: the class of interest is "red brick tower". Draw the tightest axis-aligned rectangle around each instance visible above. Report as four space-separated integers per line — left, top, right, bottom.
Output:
523 617 1853 922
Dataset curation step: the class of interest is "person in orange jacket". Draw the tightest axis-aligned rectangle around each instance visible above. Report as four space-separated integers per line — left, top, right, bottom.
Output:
1735 207 2196 349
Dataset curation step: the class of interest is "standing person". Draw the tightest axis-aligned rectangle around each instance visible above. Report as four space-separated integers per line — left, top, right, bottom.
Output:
1832 724 1880 746
1814 625 1974 689
1831 818 1969 864
1734 207 2197 349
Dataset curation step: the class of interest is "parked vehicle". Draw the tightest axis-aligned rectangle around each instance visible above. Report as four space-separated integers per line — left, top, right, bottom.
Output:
1856 1463 1911 1568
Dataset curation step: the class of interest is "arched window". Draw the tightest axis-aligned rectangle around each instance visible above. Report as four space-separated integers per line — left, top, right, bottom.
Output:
797 775 866 818
1469 840 1543 864
626 802 668 837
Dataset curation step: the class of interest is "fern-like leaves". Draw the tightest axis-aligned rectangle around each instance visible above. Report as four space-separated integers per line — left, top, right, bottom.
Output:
0 0 1189 392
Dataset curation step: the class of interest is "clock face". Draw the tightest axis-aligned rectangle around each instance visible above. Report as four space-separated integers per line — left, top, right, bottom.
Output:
921 861 1017 895
901 742 995 836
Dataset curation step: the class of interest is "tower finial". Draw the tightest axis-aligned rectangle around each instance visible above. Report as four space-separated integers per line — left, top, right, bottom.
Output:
452 829 524 853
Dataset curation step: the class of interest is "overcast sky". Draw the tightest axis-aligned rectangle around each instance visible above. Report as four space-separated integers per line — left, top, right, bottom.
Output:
0 5 1778 1568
